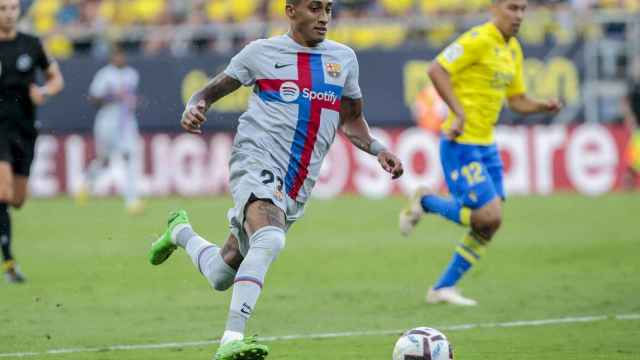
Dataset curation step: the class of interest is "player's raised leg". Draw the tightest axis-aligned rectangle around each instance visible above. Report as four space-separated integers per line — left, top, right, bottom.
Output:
150 209 242 290
399 187 471 237
400 138 475 236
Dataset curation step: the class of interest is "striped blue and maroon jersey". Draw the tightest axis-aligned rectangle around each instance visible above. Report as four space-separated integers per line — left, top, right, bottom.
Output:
224 34 362 203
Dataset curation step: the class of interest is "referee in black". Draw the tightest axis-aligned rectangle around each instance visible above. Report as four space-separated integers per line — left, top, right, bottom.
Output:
0 0 64 283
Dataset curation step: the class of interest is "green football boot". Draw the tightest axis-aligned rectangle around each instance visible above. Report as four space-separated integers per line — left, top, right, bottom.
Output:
214 336 269 360
148 210 190 265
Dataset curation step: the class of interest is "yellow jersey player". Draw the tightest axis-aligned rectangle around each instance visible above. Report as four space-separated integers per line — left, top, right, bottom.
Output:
399 0 561 305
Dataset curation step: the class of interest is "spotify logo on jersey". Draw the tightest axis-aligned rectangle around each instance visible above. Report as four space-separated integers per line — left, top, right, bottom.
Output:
279 81 300 102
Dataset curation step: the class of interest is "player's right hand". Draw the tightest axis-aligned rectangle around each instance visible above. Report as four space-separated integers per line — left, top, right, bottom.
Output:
181 100 207 134
29 84 47 106
446 114 465 140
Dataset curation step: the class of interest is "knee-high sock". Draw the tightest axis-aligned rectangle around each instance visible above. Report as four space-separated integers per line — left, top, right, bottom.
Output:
174 225 236 291
225 226 285 334
85 158 107 189
421 194 471 226
433 231 488 289
123 153 139 205
0 203 11 262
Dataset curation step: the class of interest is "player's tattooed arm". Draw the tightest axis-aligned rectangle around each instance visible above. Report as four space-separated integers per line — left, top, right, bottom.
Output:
181 73 242 134
194 73 242 108
339 97 404 179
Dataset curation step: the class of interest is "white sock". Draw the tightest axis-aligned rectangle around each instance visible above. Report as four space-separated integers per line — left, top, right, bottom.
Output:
225 226 285 333
185 235 214 269
85 157 108 190
123 153 139 204
176 226 237 291
220 330 244 345
171 224 191 246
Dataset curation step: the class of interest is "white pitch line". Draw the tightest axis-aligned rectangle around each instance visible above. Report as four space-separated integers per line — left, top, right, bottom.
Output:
616 314 640 320
1 313 637 358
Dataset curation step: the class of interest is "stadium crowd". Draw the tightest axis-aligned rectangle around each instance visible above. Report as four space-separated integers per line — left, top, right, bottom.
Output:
18 0 640 57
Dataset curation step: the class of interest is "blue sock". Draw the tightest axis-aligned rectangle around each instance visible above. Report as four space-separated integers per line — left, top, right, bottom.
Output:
433 232 486 289
421 195 470 226
432 253 472 289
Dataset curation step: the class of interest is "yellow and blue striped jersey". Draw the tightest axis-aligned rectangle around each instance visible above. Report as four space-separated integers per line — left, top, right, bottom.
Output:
436 21 526 145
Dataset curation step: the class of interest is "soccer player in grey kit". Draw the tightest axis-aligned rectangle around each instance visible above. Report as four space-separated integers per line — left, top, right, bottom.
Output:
148 0 404 359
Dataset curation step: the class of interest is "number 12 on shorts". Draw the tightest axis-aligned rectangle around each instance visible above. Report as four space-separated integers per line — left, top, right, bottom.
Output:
461 162 486 186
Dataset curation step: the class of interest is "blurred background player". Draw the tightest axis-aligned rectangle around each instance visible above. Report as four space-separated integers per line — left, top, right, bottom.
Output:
0 0 63 283
399 0 561 306
622 55 640 189
75 45 144 215
148 0 403 358
413 82 448 134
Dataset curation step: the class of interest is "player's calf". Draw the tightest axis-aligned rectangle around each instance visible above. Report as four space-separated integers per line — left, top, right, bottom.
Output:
469 198 502 240
201 234 242 291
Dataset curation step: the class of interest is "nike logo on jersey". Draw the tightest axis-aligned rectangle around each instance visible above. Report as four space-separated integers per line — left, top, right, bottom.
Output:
275 63 294 69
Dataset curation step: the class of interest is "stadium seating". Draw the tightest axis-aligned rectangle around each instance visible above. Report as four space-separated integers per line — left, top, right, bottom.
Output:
23 0 640 57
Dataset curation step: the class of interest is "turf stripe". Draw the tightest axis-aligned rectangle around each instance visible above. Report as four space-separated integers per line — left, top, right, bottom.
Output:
1 313 638 358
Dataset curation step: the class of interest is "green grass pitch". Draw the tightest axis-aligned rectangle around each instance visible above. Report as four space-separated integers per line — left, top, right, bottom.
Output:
1 194 639 359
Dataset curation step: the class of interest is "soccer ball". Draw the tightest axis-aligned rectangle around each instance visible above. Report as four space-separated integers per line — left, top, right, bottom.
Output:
392 327 453 360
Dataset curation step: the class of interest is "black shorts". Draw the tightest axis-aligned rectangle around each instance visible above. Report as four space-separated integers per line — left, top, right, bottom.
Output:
0 109 37 177
0 131 36 177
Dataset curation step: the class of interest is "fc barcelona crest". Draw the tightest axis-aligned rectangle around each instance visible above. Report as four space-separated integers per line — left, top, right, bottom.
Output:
326 63 341 78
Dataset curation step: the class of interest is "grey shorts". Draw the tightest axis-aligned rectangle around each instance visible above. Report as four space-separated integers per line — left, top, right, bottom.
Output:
226 151 305 256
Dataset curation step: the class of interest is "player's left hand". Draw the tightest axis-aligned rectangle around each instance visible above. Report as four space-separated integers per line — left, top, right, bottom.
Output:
378 150 404 179
29 84 47 106
544 99 563 114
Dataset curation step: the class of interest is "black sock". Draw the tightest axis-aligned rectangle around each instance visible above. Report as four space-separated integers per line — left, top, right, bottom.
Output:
0 203 12 262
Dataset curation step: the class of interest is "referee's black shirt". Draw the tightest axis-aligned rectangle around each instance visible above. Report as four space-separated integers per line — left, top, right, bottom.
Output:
0 32 51 136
